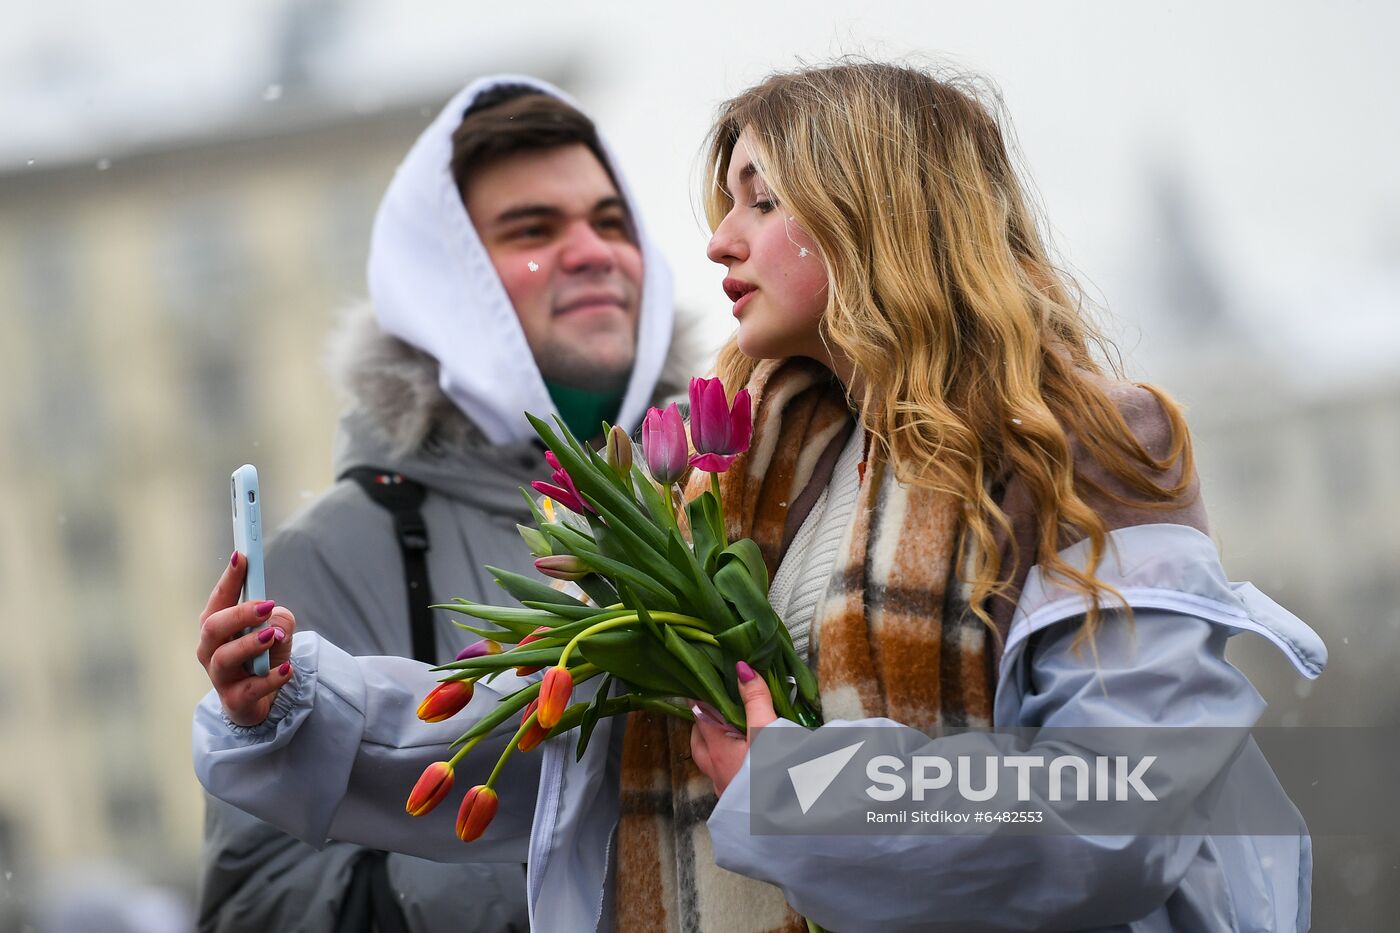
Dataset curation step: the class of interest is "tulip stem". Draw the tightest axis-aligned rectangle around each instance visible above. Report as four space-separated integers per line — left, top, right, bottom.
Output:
667 484 684 538
485 712 538 790
673 625 719 647
557 612 712 667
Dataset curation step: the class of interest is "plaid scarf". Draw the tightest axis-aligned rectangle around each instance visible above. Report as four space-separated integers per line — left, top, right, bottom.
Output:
611 357 999 932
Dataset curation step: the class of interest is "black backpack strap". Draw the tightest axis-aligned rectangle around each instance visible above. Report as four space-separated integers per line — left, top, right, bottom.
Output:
334 849 411 933
341 467 436 664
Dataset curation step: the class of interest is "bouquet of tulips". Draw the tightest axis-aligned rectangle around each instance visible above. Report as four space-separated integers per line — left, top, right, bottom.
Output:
403 378 821 842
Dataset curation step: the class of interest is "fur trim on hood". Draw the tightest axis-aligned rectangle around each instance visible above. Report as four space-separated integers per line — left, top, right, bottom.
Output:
325 303 482 458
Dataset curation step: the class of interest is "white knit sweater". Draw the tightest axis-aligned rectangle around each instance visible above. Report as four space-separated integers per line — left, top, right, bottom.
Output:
767 425 865 664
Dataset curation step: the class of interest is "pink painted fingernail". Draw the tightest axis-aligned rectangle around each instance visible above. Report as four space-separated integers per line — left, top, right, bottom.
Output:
257 627 276 644
255 600 276 617
273 627 286 642
736 661 756 684
689 702 720 727
279 661 291 676
230 551 239 568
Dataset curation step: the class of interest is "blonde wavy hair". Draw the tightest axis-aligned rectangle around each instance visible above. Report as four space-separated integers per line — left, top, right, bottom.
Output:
703 61 1196 645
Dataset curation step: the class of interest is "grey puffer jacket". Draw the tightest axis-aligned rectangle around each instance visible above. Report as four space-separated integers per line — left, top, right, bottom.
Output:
196 71 702 933
198 310 697 933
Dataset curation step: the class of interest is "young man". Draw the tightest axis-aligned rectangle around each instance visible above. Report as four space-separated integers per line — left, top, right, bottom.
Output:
197 75 699 933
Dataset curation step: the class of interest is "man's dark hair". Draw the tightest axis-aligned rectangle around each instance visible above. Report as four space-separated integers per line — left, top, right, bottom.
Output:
450 85 618 198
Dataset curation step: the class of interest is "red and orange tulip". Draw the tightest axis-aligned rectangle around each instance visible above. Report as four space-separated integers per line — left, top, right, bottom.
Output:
517 698 549 753
537 665 574 729
416 679 474 723
405 761 454 817
456 785 499 842
514 627 550 676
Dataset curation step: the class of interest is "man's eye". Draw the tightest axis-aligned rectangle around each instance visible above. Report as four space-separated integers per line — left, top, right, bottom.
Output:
594 216 635 241
509 226 550 240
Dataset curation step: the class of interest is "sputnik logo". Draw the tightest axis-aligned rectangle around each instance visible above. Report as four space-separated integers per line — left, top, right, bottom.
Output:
787 741 865 814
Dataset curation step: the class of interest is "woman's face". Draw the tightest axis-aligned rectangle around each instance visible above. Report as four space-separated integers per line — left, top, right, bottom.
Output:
706 129 829 362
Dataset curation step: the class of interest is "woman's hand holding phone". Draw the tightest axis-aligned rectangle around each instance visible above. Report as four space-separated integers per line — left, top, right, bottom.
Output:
196 552 297 727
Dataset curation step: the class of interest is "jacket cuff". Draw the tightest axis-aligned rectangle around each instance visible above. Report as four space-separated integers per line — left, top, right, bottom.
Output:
220 662 307 738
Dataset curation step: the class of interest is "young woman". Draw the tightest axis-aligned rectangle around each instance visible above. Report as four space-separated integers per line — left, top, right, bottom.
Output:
195 62 1325 932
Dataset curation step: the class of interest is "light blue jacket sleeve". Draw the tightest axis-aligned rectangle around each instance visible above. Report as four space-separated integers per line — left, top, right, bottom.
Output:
192 632 540 864
707 608 1268 932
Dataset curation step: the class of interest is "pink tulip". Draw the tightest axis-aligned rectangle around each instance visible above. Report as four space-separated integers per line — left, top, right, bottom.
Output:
514 627 551 676
642 403 689 485
534 555 589 581
455 640 502 662
531 451 592 514
687 378 752 473
516 698 550 753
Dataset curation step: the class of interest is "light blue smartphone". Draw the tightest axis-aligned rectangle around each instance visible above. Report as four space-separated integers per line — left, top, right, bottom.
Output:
231 464 270 677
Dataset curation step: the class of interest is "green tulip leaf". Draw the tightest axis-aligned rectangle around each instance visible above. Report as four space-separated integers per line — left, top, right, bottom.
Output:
519 600 605 620
448 623 515 642
486 565 590 610
778 629 820 704
712 559 782 663
575 674 616 762
433 602 562 638
719 538 769 595
586 499 697 600
577 574 620 610
617 581 665 643
686 493 722 574
434 645 562 675
661 625 744 727
578 629 704 698
571 550 679 611
629 464 672 528
664 529 739 629
537 521 599 556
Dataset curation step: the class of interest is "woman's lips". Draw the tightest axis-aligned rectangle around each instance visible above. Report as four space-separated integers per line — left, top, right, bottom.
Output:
723 276 757 317
732 289 757 317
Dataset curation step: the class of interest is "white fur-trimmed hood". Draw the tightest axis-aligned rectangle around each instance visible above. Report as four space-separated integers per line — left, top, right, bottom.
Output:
366 74 676 447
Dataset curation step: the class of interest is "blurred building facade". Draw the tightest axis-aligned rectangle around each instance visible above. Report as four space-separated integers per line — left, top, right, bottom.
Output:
1127 166 1400 929
0 83 512 919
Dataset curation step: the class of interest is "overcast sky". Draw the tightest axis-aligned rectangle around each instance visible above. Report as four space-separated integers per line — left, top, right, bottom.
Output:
4 0 1398 381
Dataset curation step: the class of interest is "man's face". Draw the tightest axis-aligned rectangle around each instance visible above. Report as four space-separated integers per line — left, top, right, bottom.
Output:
464 143 643 393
